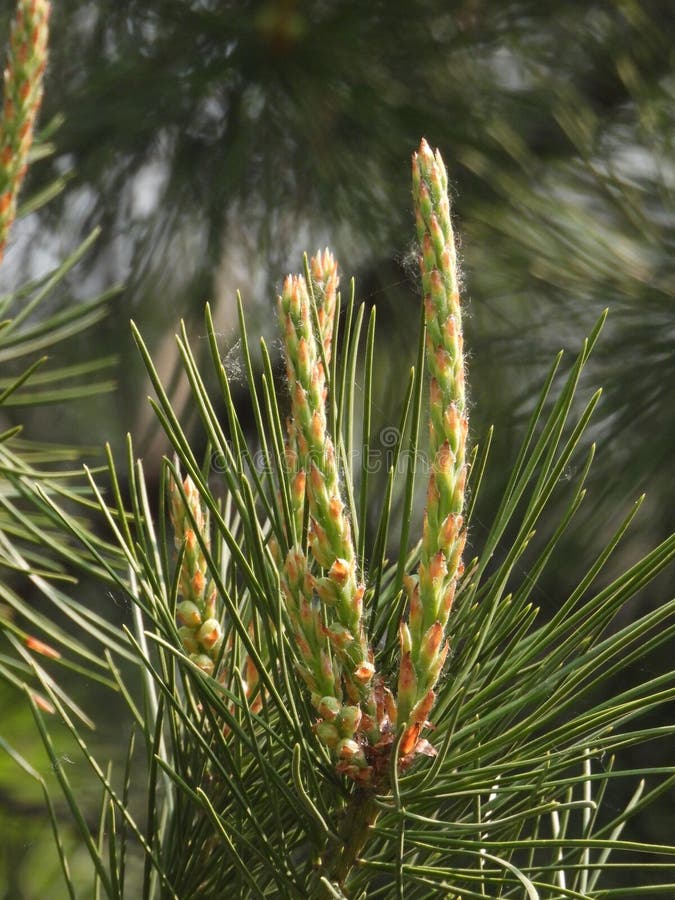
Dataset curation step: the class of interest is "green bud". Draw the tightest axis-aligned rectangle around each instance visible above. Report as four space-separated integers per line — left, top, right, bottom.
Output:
176 600 202 628
197 617 222 650
177 626 199 654
318 696 341 720
336 705 362 737
315 721 340 749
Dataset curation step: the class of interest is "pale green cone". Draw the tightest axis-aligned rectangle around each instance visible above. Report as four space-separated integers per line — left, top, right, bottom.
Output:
280 544 343 706
279 265 382 775
279 273 372 697
169 472 222 671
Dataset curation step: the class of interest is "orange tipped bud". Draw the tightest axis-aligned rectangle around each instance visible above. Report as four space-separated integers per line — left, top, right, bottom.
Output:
426 472 440 508
420 622 443 662
410 689 435 727
440 513 463 547
25 636 60 659
400 723 421 757
354 660 375 683
398 652 416 693
440 246 454 277
309 460 325 493
297 336 310 369
197 618 222 651
408 580 423 632
336 738 365 765
429 551 447 582
292 469 306 496
295 632 313 662
328 557 351 585
310 409 324 443
31 691 55 714
437 440 455 475
444 402 460 438
318 696 341 720
337 704 362 736
176 601 202 628
351 583 364 618
191 570 206 598
443 314 457 341
448 530 467 576
325 623 354 650
403 573 418 597
328 496 344 526
442 582 456 618
428 640 450 686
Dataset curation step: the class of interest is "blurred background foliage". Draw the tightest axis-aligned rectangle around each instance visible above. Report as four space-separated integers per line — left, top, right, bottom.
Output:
0 1 673 895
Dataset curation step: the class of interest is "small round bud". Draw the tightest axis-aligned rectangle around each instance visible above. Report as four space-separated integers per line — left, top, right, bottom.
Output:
315 721 340 749
317 696 341 721
176 600 202 628
197 618 222 650
336 705 362 737
336 738 365 764
177 626 199 654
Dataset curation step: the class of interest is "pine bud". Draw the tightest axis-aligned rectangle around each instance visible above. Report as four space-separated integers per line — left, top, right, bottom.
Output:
176 601 202 628
316 721 340 749
197 618 222 651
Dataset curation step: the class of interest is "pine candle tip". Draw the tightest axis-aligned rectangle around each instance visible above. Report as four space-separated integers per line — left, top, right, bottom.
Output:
0 0 51 262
